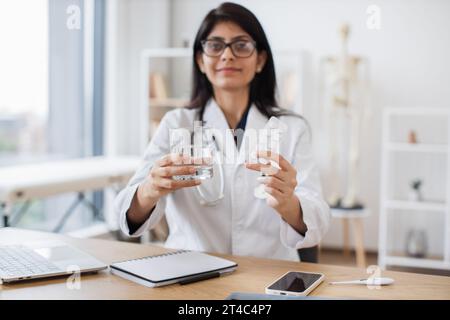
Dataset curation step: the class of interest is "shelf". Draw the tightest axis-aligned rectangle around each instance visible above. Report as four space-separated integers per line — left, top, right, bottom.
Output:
384 107 450 116
149 98 189 108
380 107 450 271
386 143 448 154
330 208 370 218
141 48 191 59
384 255 449 270
384 200 447 212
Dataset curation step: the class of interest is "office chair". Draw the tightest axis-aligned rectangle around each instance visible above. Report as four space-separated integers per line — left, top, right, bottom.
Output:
297 246 318 263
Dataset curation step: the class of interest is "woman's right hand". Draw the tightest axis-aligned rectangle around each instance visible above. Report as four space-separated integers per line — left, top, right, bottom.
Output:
128 153 201 227
138 153 201 201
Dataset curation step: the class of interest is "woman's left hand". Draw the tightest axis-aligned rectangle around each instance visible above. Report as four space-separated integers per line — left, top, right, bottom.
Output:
244 150 298 210
245 150 307 234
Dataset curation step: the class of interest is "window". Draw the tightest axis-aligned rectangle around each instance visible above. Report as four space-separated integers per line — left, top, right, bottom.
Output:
0 0 48 162
0 0 105 233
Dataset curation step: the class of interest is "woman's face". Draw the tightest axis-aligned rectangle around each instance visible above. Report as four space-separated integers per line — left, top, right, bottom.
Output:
196 21 267 93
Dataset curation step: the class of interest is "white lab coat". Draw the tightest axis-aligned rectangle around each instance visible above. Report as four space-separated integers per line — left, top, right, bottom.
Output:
115 99 330 261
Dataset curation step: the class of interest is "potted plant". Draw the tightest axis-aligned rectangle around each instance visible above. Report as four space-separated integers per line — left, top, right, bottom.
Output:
408 179 423 201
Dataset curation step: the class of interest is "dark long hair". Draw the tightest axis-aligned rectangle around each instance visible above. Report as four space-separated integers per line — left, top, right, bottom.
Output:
189 2 294 121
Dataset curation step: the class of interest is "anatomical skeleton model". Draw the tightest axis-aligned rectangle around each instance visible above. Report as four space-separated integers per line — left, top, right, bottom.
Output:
319 24 370 209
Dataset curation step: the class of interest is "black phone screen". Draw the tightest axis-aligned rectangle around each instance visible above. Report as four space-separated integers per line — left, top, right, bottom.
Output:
268 272 322 293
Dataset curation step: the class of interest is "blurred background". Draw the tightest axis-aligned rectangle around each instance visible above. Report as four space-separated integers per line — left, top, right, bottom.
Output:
0 0 449 276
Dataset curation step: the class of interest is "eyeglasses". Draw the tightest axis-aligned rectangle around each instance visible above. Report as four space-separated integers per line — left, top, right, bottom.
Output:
200 39 257 58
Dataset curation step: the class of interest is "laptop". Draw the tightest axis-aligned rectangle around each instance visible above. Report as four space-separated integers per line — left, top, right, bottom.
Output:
0 240 108 283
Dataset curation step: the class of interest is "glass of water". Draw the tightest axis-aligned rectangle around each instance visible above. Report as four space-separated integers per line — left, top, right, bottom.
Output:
171 145 214 181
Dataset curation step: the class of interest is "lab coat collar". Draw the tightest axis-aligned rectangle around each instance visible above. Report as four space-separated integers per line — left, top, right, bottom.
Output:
202 98 231 131
202 98 268 166
202 98 267 131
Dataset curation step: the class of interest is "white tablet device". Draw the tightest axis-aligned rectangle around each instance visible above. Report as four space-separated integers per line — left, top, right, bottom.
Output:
265 271 325 296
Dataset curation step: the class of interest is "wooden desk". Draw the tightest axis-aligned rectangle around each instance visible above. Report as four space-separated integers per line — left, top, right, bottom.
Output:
1 228 449 300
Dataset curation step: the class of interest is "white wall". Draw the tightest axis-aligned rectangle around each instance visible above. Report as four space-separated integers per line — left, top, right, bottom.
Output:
105 0 171 157
107 0 450 251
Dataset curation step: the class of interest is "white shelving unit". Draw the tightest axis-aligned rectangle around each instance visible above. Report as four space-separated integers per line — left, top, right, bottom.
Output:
378 107 450 271
139 47 306 154
139 48 192 154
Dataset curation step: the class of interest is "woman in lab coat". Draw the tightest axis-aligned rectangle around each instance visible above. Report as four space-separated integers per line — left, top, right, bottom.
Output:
115 2 330 261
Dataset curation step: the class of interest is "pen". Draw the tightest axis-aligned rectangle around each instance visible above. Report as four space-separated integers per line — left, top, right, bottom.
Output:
179 272 221 285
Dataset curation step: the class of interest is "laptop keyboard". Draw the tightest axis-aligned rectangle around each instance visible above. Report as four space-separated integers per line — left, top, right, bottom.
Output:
0 245 62 278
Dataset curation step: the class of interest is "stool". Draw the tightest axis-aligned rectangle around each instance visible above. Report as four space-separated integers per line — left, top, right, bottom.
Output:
331 208 370 268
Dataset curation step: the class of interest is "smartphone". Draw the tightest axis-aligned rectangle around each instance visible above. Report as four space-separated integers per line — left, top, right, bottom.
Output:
265 271 325 296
